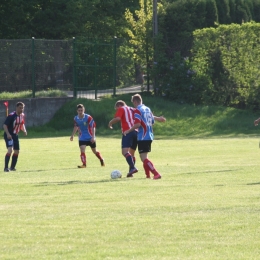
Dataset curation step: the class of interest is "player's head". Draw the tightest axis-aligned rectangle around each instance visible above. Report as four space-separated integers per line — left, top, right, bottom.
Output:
16 102 25 115
114 100 126 110
77 104 85 115
131 94 142 107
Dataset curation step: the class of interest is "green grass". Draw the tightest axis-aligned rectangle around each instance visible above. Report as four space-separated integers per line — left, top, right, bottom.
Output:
0 136 260 259
1 92 259 138
25 93 260 138
0 89 68 99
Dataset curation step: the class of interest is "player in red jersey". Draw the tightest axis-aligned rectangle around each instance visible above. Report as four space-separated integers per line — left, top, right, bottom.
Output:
108 100 138 177
3 102 27 172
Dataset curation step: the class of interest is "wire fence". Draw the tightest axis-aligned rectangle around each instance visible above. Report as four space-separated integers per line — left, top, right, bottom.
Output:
0 38 140 99
0 37 192 99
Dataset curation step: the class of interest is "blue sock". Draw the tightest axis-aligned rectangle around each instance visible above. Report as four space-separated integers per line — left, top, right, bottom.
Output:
124 152 135 169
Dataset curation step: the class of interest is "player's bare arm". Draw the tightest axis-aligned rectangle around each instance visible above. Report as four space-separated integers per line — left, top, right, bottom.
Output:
154 116 166 122
3 124 12 139
254 118 260 126
123 123 140 136
70 126 78 141
20 124 27 136
91 127 96 143
108 117 121 129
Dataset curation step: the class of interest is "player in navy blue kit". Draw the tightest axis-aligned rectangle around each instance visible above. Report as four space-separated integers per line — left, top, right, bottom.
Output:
124 94 166 179
3 102 27 172
70 104 105 168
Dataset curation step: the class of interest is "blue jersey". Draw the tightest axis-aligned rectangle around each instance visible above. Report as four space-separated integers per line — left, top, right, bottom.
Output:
134 104 154 141
73 113 96 141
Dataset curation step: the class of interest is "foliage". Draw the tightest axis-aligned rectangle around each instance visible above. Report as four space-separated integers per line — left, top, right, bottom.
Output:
191 22 260 108
151 45 199 104
0 0 140 40
125 0 154 69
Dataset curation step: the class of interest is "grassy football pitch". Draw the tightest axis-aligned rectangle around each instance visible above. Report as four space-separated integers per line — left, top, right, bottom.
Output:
0 136 260 259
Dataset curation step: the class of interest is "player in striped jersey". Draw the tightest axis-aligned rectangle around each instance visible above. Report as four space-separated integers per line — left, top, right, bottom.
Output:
123 94 166 180
3 102 27 172
108 100 138 177
70 104 104 168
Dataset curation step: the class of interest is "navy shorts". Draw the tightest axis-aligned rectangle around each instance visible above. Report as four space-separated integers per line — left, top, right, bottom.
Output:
4 134 20 150
122 131 137 150
137 140 152 154
79 140 96 148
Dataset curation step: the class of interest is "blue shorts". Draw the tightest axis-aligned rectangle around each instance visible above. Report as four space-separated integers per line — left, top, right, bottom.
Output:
121 131 137 150
4 133 20 150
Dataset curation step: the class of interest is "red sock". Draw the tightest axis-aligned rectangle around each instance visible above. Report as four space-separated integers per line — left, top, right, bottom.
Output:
80 152 86 165
144 158 159 176
143 161 150 178
95 151 102 160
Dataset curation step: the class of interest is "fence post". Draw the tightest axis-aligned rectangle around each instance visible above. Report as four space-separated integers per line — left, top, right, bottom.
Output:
94 40 97 100
31 37 35 98
72 37 77 98
113 36 117 96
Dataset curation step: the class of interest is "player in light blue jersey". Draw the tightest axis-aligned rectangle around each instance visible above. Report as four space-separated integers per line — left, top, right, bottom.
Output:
124 94 166 179
70 104 105 168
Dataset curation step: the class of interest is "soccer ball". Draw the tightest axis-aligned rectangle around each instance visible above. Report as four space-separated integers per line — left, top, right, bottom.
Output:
111 170 122 179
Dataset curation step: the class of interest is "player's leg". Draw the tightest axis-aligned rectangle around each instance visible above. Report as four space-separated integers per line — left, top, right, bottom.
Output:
90 141 105 166
78 141 87 168
139 152 150 178
122 146 137 177
129 131 138 167
122 132 138 177
4 135 13 172
139 141 161 180
10 136 20 171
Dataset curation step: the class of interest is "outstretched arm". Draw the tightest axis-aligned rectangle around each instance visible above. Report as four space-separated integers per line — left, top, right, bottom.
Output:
154 116 166 123
108 117 121 129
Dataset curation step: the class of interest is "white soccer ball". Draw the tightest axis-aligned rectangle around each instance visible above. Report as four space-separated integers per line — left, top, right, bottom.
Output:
111 170 122 179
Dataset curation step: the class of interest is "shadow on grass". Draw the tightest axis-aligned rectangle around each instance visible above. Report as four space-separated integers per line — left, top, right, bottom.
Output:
247 182 260 185
23 168 78 172
181 169 239 175
33 178 130 186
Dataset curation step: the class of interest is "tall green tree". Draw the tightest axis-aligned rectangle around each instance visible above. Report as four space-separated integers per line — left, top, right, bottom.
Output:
205 0 218 26
215 0 231 24
0 0 141 39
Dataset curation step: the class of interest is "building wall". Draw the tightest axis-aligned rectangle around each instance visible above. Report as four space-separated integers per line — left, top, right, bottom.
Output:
0 98 73 127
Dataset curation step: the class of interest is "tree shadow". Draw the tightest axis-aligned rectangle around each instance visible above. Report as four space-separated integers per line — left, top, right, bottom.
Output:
23 168 77 173
34 177 130 186
181 169 238 175
247 182 260 185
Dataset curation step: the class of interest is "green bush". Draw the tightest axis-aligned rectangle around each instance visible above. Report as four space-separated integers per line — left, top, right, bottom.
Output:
191 22 260 109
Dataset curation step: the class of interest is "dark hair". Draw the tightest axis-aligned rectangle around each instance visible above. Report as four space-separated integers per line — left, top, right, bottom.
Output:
77 104 84 109
16 102 25 107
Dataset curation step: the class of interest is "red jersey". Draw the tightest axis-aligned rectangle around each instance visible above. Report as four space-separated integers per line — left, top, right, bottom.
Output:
115 106 135 132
